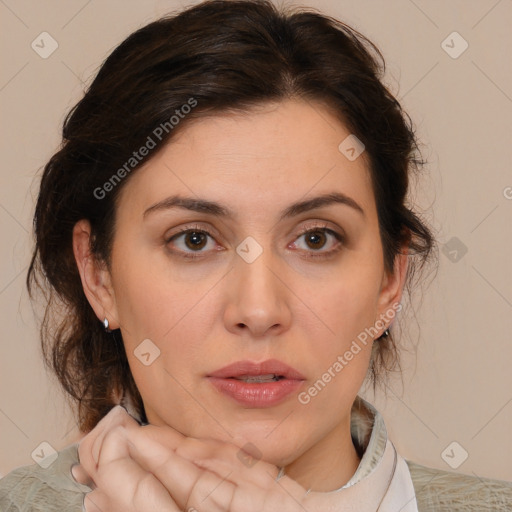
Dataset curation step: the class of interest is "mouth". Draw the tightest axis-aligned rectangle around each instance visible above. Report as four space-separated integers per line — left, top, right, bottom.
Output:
230 374 286 383
206 359 305 407
207 359 306 380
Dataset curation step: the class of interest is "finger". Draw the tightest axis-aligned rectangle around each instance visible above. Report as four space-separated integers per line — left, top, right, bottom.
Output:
228 483 302 512
184 467 238 512
191 444 303 500
173 436 280 489
78 407 140 483
133 429 298 497
79 424 130 486
90 406 140 464
78 406 125 466
127 431 309 512
100 458 178 511
188 468 304 512
83 489 109 512
189 448 278 490
126 431 220 510
71 463 96 489
90 455 181 511
140 423 278 487
138 426 261 483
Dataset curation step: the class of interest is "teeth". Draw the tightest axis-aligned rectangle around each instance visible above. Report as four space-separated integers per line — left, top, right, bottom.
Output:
235 374 281 383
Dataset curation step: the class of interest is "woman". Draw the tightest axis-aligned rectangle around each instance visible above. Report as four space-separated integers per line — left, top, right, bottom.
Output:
1 0 511 510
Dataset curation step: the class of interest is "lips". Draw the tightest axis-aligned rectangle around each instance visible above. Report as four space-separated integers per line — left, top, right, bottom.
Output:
206 359 305 408
207 359 306 380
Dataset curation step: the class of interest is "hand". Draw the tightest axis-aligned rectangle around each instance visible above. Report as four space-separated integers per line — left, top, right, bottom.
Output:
73 406 320 512
72 406 180 511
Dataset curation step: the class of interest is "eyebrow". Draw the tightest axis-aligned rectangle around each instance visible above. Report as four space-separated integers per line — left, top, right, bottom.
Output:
143 192 365 220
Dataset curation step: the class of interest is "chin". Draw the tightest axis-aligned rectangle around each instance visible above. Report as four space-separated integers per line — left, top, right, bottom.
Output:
226 422 308 467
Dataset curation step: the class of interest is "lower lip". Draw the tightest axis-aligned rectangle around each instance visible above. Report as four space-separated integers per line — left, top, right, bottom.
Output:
207 377 303 407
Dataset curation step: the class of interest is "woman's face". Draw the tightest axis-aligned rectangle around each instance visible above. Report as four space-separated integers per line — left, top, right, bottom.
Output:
77 99 406 474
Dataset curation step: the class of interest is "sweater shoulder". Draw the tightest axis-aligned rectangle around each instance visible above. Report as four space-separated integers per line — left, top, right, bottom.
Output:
406 459 512 511
0 444 91 512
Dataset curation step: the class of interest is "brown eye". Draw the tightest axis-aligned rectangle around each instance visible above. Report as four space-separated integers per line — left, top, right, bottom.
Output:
304 230 327 250
291 226 344 259
167 228 217 258
184 231 208 250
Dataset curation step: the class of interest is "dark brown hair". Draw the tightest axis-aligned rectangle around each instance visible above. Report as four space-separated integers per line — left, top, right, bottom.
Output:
27 0 436 432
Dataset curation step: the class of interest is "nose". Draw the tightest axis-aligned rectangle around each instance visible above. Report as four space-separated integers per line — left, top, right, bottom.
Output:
223 247 292 339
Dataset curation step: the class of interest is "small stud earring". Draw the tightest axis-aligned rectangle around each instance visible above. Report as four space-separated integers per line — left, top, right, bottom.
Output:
375 328 390 342
103 318 111 333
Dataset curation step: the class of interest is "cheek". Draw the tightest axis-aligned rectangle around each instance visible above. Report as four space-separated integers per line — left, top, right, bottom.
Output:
293 255 382 393
297 282 377 415
111 239 219 345
301 265 382 343
110 247 223 412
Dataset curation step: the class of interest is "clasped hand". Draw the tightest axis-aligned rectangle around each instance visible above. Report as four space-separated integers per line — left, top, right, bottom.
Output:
72 406 328 512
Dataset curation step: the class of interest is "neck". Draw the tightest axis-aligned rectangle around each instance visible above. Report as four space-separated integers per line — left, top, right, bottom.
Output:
282 414 361 492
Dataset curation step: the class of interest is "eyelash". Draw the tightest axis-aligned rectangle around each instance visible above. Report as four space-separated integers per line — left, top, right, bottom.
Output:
165 223 344 260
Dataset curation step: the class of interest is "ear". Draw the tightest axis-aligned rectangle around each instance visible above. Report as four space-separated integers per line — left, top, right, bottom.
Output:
72 219 120 330
375 245 409 334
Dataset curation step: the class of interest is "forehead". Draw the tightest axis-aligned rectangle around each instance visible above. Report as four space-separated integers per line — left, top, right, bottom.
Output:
116 99 375 222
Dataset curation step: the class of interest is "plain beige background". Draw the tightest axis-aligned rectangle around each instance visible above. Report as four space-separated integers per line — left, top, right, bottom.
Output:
1 0 511 482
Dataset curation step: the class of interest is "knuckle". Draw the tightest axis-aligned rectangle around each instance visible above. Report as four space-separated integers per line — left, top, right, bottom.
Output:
187 471 233 510
94 426 130 464
103 424 127 446
98 405 126 430
133 471 155 500
107 406 134 428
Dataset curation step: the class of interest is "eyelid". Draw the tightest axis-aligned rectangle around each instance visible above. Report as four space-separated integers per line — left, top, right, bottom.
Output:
165 222 343 242
165 222 222 242
295 219 344 236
